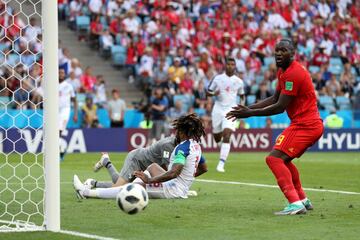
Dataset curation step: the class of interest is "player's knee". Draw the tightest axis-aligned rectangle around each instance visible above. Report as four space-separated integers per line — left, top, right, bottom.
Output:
265 156 272 166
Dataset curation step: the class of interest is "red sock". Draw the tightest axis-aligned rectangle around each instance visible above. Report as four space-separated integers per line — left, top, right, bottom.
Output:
265 156 300 203
285 161 306 200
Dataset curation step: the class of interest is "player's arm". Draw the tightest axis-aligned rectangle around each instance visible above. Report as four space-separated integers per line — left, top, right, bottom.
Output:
248 90 280 109
206 77 219 96
71 96 78 122
195 155 207 177
134 151 186 183
226 93 294 119
147 163 183 183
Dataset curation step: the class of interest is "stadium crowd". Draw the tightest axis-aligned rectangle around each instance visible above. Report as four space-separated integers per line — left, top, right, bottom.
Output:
1 0 360 129
58 0 360 115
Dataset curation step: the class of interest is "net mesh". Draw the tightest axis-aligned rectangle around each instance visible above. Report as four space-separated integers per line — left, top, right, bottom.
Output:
0 0 44 231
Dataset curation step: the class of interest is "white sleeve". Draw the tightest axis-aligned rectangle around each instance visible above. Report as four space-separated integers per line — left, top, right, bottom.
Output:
238 80 245 95
70 85 76 98
207 76 218 92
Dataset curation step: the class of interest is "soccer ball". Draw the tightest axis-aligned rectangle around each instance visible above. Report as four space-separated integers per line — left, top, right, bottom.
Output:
116 183 149 215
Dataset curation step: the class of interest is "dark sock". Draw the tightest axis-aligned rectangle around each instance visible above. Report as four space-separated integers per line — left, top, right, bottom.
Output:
102 158 119 184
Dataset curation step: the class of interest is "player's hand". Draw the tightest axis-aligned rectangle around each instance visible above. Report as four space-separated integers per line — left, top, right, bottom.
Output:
73 114 78 123
133 171 150 184
226 107 251 121
232 104 249 111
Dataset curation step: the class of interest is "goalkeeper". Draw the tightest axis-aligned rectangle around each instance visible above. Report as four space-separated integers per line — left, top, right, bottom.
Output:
74 135 207 198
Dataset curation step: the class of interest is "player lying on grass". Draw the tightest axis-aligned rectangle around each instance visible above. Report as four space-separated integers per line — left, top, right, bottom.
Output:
74 113 207 199
76 135 207 193
226 39 324 216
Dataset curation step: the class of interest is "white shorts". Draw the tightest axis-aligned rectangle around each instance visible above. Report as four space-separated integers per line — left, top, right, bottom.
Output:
146 180 187 199
211 104 236 134
59 107 71 132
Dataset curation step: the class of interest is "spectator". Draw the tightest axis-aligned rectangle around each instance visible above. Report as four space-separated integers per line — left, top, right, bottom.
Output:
168 100 186 122
193 81 207 109
324 111 344 129
89 14 105 48
82 96 99 128
149 87 169 143
168 57 186 87
108 89 126 128
122 8 140 35
339 63 355 97
255 82 272 102
312 45 330 66
326 75 342 97
265 117 273 129
80 66 97 93
93 75 107 107
66 71 81 93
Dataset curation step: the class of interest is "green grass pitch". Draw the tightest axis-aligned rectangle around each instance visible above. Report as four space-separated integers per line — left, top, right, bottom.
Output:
1 152 360 240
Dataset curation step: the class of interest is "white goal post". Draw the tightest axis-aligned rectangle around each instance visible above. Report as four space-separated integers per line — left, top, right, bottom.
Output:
0 0 59 232
43 0 60 232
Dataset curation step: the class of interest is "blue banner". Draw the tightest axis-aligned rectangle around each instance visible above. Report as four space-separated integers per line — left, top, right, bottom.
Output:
0 128 358 153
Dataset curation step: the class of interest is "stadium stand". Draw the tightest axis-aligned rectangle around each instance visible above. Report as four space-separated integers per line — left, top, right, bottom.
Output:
1 1 360 129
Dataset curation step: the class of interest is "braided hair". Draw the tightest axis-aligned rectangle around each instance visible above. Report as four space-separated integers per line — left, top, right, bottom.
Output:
172 113 206 143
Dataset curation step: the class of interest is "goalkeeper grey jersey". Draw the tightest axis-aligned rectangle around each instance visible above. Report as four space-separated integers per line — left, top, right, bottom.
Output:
134 136 176 168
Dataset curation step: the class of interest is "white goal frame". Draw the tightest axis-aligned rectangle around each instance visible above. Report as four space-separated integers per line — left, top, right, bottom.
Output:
0 0 60 232
43 0 60 232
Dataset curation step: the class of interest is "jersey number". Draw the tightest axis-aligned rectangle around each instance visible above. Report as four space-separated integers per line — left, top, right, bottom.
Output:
276 135 285 146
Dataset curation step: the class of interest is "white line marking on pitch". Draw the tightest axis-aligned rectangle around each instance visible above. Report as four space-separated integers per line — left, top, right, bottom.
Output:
2 180 359 195
196 179 360 195
60 229 119 240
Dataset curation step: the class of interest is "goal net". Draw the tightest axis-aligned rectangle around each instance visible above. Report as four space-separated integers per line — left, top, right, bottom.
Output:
0 0 59 232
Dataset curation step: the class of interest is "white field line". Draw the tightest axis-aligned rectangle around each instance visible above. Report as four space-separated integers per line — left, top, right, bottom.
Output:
60 229 120 240
196 179 360 195
1 180 359 195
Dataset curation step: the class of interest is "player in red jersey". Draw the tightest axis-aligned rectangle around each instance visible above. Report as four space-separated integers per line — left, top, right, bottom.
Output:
226 39 324 215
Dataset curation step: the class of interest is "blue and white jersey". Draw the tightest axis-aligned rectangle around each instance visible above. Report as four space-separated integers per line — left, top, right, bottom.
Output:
167 138 202 198
208 73 245 109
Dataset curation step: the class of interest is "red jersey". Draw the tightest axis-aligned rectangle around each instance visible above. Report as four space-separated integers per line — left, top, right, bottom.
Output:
276 61 321 124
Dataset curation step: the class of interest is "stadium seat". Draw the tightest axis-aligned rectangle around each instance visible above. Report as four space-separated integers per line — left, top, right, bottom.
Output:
246 95 256 105
111 45 127 66
173 94 192 112
76 16 90 31
124 109 144 128
319 95 336 111
329 57 343 75
264 57 274 67
335 96 351 110
309 65 320 74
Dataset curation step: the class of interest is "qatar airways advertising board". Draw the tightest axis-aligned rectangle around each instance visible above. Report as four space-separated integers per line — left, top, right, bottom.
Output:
0 128 358 153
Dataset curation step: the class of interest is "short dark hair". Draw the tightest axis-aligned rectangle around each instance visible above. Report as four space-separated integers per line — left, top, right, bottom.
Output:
278 38 295 52
172 113 205 142
225 56 236 63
